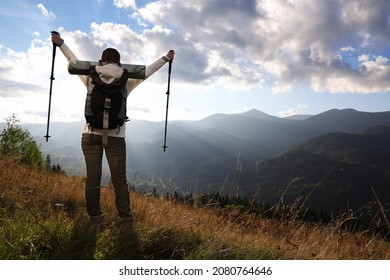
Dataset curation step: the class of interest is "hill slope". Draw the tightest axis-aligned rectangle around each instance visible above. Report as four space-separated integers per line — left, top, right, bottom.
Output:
296 127 390 168
0 157 389 260
251 128 390 213
255 149 390 212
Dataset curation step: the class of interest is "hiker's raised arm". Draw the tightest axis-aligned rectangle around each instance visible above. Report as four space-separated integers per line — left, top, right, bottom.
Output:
51 31 88 87
125 50 176 94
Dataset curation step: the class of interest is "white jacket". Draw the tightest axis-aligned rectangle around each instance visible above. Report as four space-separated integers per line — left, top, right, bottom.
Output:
58 42 170 138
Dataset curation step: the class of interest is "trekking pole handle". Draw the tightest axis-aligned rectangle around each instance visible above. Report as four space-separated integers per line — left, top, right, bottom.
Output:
50 31 59 45
50 31 60 49
167 50 174 82
168 50 174 73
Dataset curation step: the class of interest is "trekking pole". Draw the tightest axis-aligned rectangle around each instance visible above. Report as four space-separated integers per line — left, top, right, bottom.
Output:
162 50 174 152
44 31 58 142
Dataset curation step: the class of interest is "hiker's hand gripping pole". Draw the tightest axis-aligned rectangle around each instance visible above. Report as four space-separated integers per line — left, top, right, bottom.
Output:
162 50 174 152
44 31 59 142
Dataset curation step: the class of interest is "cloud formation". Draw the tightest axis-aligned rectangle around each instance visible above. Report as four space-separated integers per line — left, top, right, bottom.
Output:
129 0 390 94
36 3 56 18
278 104 308 118
113 0 137 9
21 0 390 96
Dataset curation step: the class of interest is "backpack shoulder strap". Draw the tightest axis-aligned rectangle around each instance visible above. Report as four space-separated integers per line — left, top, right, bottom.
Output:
118 68 129 85
89 65 103 85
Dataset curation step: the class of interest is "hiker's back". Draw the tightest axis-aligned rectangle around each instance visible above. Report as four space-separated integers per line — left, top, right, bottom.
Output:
85 64 128 129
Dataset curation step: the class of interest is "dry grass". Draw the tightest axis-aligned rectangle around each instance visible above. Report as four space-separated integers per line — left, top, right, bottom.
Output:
1 157 389 259
130 193 390 259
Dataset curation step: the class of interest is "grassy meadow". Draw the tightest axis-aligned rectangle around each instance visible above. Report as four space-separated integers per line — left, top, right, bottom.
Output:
0 156 389 260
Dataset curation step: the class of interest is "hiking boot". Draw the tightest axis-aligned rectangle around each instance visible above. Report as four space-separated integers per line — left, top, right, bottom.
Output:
118 213 134 226
90 213 105 223
89 213 105 232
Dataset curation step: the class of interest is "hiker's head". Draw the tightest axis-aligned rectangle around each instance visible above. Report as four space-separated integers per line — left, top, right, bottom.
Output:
100 48 120 64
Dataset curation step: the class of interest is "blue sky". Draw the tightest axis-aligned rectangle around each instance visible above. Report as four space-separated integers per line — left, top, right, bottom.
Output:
0 0 389 123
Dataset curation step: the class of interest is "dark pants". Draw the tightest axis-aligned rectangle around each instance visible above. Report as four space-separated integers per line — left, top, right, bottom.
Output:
81 133 130 218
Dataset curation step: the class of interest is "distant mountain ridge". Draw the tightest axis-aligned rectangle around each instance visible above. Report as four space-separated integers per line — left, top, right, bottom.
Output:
7 108 390 213
301 108 390 133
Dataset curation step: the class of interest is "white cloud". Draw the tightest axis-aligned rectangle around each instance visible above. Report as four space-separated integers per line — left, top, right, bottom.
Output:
308 54 390 94
278 104 308 118
113 0 137 9
36 3 56 18
340 46 357 52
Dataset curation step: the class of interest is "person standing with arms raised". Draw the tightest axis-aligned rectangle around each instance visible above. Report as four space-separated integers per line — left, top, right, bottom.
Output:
51 31 175 225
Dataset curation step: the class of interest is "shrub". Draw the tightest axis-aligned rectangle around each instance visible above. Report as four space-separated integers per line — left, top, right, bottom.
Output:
0 114 43 167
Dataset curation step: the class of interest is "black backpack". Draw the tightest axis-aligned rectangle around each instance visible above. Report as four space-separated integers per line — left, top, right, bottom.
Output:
85 65 129 130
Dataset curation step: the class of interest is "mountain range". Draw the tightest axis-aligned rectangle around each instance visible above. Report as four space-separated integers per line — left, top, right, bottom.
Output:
14 108 390 213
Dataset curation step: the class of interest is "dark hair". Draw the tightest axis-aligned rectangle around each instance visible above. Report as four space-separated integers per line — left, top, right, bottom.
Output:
101 48 120 63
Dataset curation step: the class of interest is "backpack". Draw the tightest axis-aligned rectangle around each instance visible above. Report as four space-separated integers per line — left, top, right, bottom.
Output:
84 65 128 146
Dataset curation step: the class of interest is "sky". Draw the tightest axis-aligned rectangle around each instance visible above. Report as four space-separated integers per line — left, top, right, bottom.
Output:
0 0 389 124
